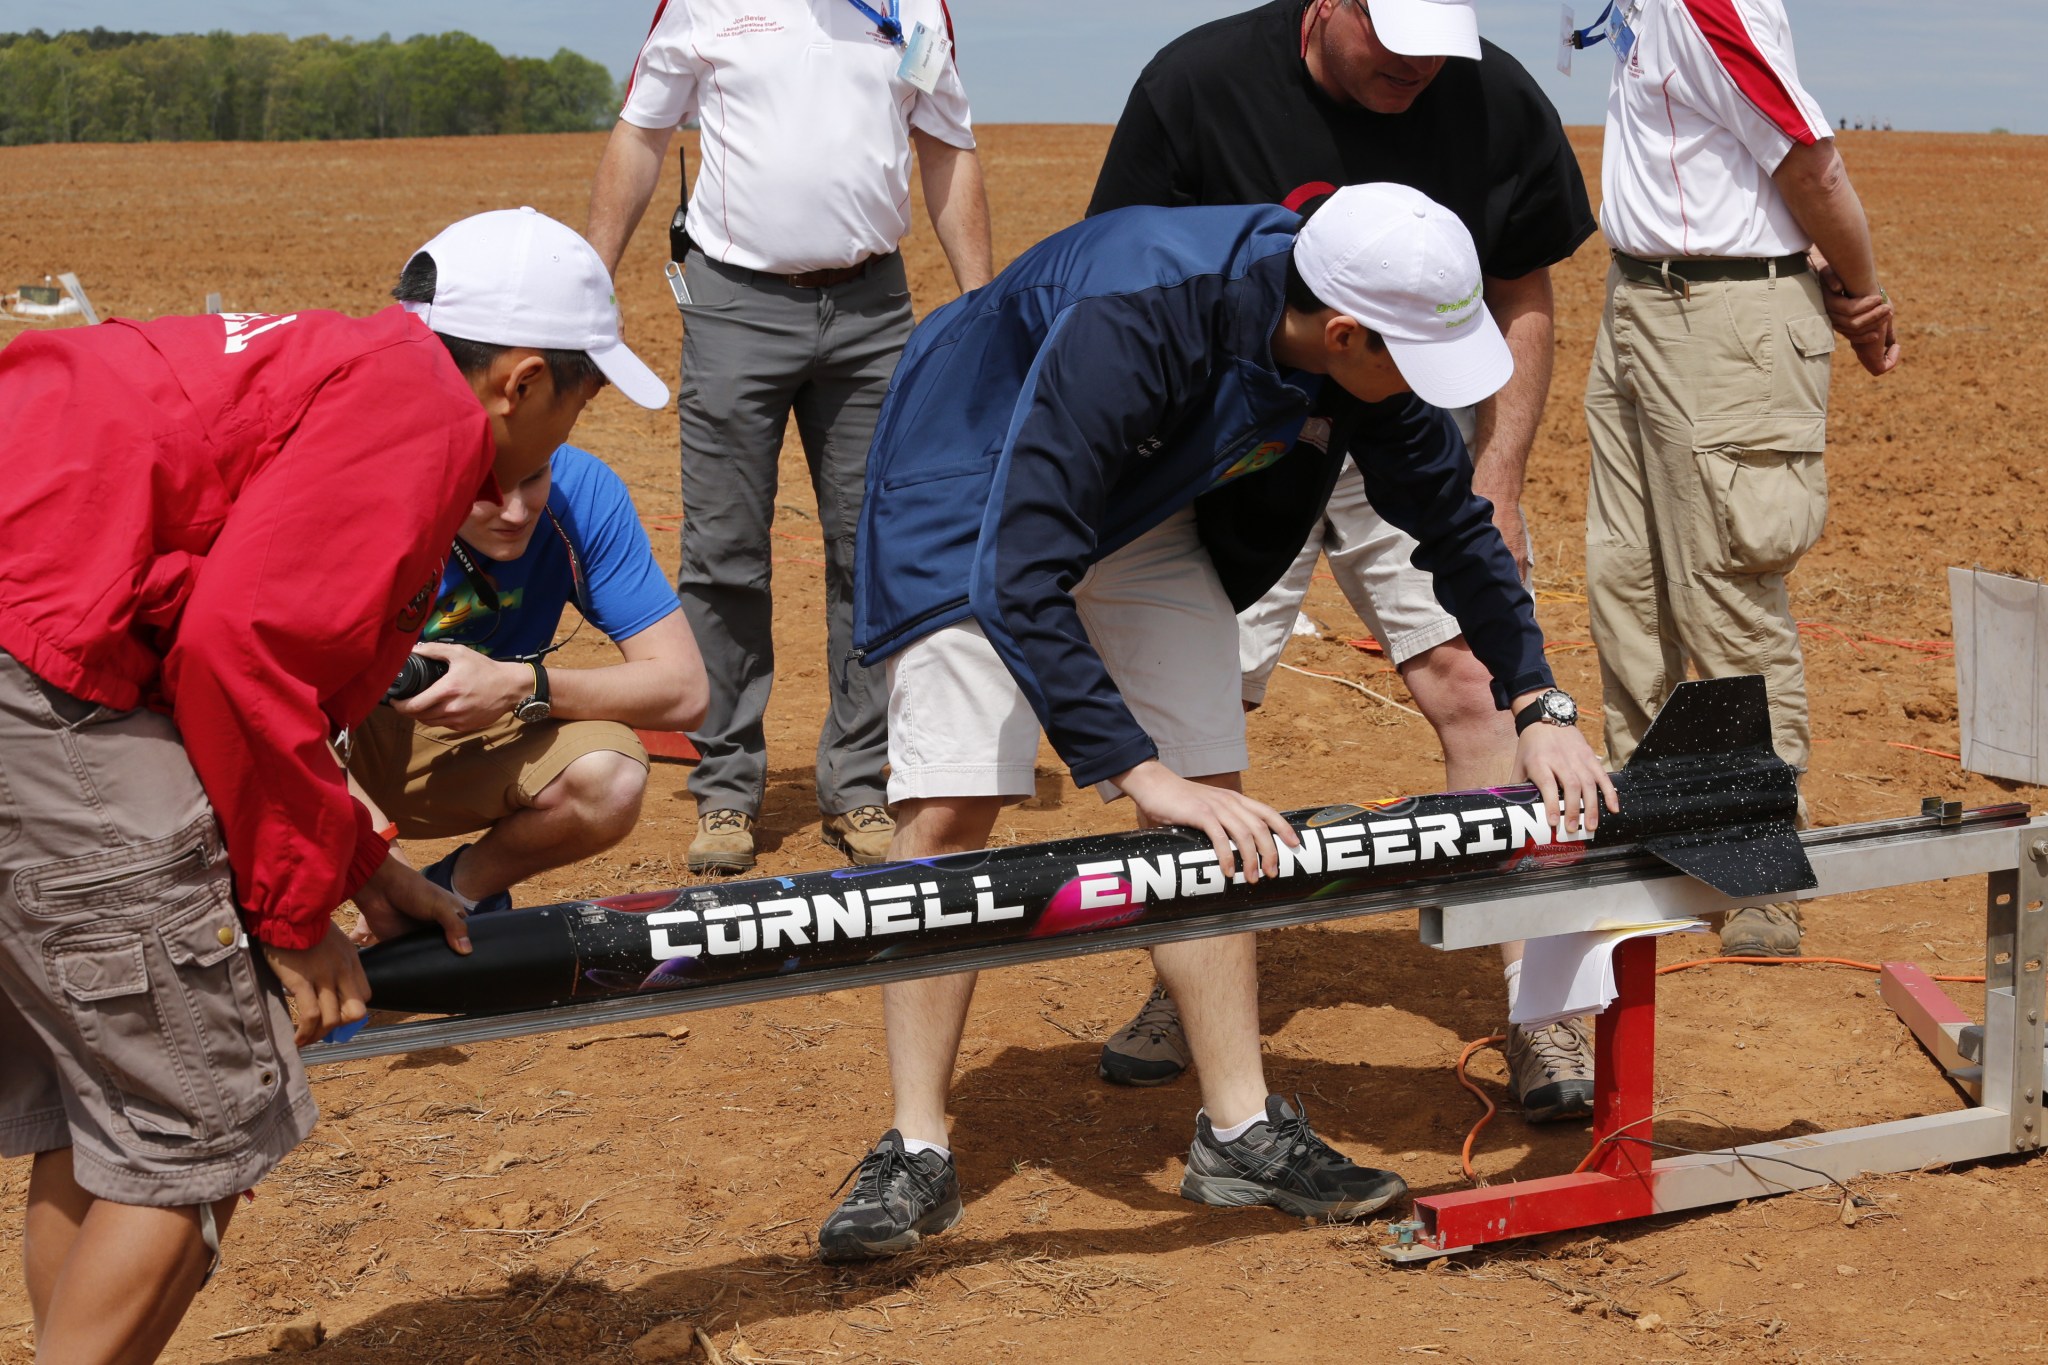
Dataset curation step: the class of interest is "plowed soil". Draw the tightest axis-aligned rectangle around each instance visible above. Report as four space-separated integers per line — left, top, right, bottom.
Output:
3 126 2047 1364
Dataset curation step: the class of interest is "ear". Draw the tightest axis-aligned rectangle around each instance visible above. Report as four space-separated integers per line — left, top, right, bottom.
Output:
1322 313 1366 354
500 352 553 414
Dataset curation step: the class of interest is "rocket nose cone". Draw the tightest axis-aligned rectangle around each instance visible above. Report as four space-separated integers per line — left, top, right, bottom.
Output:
359 906 579 1014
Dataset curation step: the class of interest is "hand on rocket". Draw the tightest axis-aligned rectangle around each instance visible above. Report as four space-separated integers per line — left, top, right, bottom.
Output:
349 849 473 954
1118 760 1300 882
1512 708 1619 835
264 922 373 1048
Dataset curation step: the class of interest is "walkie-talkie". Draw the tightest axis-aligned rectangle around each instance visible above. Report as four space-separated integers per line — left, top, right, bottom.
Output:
664 143 694 306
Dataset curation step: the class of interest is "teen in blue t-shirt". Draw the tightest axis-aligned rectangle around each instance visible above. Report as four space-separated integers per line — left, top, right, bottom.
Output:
347 444 708 920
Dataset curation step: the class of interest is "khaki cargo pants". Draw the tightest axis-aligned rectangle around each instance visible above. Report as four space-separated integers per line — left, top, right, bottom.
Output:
1583 258 1835 778
0 653 316 1207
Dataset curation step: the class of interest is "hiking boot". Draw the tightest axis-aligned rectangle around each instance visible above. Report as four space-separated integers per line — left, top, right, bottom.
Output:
1721 901 1804 958
1099 984 1190 1086
1179 1096 1408 1221
821 805 895 866
817 1130 963 1262
419 844 512 917
688 809 756 874
1505 1018 1596 1124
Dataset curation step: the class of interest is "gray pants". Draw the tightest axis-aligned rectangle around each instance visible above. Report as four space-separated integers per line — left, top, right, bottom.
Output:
676 248 912 817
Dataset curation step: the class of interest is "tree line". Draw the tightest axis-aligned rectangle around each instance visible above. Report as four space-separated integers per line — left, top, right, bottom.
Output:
0 28 620 145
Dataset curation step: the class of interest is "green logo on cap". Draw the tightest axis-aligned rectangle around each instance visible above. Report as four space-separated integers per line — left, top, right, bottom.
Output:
1435 279 1481 316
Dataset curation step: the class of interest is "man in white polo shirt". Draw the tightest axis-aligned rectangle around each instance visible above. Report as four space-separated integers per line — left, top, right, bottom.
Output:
1585 0 1898 955
586 0 994 874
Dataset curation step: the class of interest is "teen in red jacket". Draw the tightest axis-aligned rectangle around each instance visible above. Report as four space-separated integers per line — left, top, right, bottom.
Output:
0 206 666 1364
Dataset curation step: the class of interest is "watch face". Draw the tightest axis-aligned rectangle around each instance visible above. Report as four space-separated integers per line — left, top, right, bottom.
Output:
515 699 552 723
1543 691 1577 724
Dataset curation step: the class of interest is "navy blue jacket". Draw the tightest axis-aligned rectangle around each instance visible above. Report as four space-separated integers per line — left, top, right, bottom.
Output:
853 203 1551 788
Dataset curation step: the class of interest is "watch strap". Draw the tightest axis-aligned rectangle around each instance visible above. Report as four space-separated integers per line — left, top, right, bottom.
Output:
1514 688 1571 735
529 661 550 707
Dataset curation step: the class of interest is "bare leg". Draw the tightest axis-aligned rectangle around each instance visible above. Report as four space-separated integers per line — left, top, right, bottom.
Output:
882 796 1003 1145
27 1148 240 1365
1129 773 1266 1124
1151 931 1266 1125
453 750 647 900
1395 638 1525 971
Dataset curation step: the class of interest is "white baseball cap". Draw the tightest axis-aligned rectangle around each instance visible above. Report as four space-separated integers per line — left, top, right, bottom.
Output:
1292 182 1512 410
1365 0 1481 61
400 206 669 410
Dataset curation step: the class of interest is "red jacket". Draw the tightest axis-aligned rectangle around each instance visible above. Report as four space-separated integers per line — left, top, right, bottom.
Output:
0 307 495 950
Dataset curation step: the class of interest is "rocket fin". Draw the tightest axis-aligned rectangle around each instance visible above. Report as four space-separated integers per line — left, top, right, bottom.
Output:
1626 675 1775 768
1644 824 1818 899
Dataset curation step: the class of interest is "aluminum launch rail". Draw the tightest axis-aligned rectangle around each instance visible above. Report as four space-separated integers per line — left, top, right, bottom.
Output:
304 801 2043 1261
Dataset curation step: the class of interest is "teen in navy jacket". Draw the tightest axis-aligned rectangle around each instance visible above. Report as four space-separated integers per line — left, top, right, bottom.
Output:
854 202 1550 788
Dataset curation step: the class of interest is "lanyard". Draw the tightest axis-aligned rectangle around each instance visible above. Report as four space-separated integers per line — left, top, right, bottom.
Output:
843 0 903 46
442 509 587 660
1567 0 1637 57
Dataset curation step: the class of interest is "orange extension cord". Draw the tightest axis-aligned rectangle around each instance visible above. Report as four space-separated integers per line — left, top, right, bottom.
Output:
1452 954 1989 1185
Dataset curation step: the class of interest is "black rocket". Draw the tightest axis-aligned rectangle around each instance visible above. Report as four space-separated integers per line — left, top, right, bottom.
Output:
358 676 1814 1016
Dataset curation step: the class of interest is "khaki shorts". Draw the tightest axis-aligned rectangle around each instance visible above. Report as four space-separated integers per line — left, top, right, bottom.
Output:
349 707 647 840
0 654 316 1207
886 508 1247 804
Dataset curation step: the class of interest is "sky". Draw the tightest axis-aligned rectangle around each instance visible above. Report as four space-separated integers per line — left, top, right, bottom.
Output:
5 1 2041 134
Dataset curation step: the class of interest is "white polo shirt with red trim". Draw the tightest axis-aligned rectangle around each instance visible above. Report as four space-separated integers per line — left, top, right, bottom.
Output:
621 0 975 275
1598 0 1831 260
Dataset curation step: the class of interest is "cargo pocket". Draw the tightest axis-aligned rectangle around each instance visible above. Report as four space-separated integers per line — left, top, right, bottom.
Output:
53 932 206 1144
1693 416 1829 576
159 889 282 1128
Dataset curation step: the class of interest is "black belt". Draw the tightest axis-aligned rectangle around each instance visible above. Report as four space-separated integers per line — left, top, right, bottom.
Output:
758 253 895 290
1613 250 1809 289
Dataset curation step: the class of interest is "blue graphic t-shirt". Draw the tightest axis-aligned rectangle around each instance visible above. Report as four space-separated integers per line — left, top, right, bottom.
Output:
422 445 677 658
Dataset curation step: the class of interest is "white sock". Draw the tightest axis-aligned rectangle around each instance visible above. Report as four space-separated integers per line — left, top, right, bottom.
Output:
1207 1109 1265 1144
440 850 479 912
1503 959 1523 1017
901 1137 950 1160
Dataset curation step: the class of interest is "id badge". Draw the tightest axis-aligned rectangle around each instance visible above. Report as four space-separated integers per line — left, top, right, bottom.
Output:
1609 0 1638 59
1557 4 1577 75
898 20 948 94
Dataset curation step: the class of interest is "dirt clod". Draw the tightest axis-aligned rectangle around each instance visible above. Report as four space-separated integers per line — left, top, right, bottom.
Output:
267 1315 324 1353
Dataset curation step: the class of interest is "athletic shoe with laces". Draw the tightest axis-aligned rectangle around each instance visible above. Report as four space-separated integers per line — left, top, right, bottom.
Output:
817 1130 963 1261
1505 1017 1595 1123
1721 901 1804 957
821 804 895 866
1179 1096 1408 1221
1099 984 1190 1086
688 809 757 874
419 844 512 917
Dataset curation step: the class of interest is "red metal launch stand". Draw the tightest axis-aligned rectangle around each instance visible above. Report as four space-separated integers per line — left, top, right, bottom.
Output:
1383 801 2046 1261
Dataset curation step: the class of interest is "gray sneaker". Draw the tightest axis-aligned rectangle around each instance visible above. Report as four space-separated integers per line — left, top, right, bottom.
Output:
1721 901 1804 957
1180 1096 1407 1221
1099 984 1190 1086
817 1130 962 1262
1505 1018 1596 1124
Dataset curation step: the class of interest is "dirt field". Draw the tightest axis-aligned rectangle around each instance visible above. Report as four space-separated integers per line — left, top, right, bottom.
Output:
3 126 2047 1363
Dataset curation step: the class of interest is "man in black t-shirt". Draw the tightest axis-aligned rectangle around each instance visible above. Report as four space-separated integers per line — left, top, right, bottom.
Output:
1088 0 1602 1125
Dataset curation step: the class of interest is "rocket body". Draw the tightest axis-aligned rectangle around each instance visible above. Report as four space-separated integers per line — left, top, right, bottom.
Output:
360 677 1812 1016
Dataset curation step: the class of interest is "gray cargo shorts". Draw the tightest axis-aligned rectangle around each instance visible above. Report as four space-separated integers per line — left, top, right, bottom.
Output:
0 653 316 1207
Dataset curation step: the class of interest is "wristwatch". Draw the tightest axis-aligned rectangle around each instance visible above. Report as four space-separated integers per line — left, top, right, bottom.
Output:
512 661 552 723
1514 687 1578 735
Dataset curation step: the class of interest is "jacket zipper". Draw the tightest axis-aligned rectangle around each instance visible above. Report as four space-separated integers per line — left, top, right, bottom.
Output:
39 844 206 898
849 596 975 668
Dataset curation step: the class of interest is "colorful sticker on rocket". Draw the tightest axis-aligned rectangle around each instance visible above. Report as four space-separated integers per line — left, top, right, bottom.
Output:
1032 866 1143 938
